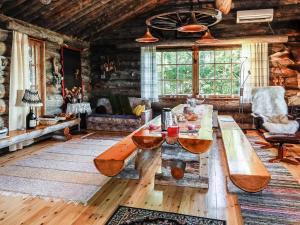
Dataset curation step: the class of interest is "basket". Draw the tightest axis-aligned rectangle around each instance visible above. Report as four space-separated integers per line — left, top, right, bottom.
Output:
38 117 58 126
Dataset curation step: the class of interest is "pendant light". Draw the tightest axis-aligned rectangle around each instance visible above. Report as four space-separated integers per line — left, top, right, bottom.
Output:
195 30 218 43
177 12 208 33
135 28 159 43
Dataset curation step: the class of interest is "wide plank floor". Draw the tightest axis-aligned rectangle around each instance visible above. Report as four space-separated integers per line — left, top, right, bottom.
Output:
0 131 299 225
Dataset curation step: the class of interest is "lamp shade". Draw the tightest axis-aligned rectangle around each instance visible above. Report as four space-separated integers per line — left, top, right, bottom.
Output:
135 28 159 43
22 89 43 107
195 30 218 43
177 12 208 33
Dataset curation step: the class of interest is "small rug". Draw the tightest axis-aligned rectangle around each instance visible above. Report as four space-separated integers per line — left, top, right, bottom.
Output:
236 133 300 225
106 206 226 225
0 138 119 204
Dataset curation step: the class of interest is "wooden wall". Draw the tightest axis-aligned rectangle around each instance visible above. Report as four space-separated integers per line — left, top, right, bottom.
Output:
269 43 300 98
90 46 140 106
0 29 11 128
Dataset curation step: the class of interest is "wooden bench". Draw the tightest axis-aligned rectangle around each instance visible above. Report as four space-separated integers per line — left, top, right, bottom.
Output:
218 115 271 193
94 132 138 177
94 125 159 179
0 119 80 149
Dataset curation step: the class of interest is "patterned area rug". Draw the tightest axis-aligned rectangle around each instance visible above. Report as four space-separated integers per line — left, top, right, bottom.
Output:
237 134 300 225
106 206 226 225
0 138 119 204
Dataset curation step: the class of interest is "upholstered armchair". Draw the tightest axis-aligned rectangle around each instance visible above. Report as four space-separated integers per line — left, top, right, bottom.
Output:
251 86 299 134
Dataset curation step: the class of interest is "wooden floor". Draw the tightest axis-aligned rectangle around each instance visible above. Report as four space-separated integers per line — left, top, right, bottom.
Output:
0 131 299 225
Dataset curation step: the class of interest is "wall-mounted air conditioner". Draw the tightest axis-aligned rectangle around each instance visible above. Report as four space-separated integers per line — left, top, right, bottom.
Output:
237 9 274 23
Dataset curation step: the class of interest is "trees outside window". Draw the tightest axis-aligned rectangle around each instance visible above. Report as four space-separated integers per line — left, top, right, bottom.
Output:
157 47 241 97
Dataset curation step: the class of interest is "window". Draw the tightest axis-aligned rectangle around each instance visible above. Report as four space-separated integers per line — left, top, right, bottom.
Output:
156 47 241 97
199 49 241 96
28 38 46 115
157 50 193 95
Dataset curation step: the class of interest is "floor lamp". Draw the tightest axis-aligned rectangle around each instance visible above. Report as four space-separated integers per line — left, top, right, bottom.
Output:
239 57 251 125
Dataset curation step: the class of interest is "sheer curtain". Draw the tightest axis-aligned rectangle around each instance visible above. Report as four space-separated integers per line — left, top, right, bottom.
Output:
9 31 30 151
140 46 158 102
241 43 269 103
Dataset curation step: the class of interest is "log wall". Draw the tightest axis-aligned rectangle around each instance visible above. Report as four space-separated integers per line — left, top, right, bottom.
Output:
0 15 91 128
90 46 140 106
0 29 11 128
269 42 300 98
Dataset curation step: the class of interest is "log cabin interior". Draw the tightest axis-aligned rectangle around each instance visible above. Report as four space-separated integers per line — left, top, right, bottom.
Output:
0 0 299 224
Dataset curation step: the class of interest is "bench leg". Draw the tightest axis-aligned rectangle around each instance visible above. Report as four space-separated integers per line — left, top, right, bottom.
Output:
64 127 72 140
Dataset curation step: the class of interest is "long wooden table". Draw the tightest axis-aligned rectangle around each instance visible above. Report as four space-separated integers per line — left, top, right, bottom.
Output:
132 104 213 154
132 104 213 188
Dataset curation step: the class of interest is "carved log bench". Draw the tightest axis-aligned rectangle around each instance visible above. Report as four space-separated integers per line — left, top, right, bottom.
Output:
218 115 271 193
94 128 159 179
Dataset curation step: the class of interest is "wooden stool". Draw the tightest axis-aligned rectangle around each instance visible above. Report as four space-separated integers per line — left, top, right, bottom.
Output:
264 133 300 165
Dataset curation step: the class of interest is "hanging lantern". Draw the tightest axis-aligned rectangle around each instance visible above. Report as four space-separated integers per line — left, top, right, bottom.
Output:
135 28 159 43
195 30 218 43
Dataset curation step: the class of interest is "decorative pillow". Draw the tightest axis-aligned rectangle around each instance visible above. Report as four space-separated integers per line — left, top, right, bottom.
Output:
109 95 122 114
133 105 145 117
95 105 107 114
96 98 112 114
118 95 133 115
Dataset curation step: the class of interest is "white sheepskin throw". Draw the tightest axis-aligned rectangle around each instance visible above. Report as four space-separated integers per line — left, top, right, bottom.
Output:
263 120 299 134
252 86 288 118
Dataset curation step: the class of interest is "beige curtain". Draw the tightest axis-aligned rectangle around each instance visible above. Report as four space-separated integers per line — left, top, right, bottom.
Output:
241 43 269 103
9 31 30 151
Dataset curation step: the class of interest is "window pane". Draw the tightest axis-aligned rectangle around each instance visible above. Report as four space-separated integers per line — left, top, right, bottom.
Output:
215 50 232 63
215 80 231 95
199 51 214 63
178 65 192 79
232 49 241 63
157 65 162 80
200 80 214 95
200 64 214 79
179 81 192 94
164 81 177 95
163 65 177 79
178 51 192 64
163 52 176 64
232 64 240 79
156 52 161 64
232 80 240 95
215 64 231 79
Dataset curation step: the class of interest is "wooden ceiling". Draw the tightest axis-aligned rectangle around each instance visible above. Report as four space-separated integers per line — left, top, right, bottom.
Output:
0 0 299 43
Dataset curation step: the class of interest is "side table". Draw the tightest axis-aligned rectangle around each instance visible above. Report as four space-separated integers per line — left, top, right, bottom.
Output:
66 102 92 132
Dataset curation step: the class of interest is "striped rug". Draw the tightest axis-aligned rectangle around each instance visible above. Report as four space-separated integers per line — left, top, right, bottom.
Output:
237 134 300 225
0 137 121 204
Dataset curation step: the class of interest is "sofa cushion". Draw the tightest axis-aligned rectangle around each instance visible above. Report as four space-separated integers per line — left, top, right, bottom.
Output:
109 95 122 114
96 98 112 114
95 105 107 114
118 95 133 115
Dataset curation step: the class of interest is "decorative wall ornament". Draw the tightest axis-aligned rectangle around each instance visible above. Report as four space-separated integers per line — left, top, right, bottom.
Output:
52 57 62 86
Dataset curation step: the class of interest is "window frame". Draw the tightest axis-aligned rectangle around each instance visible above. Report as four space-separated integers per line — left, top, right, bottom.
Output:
157 45 241 99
